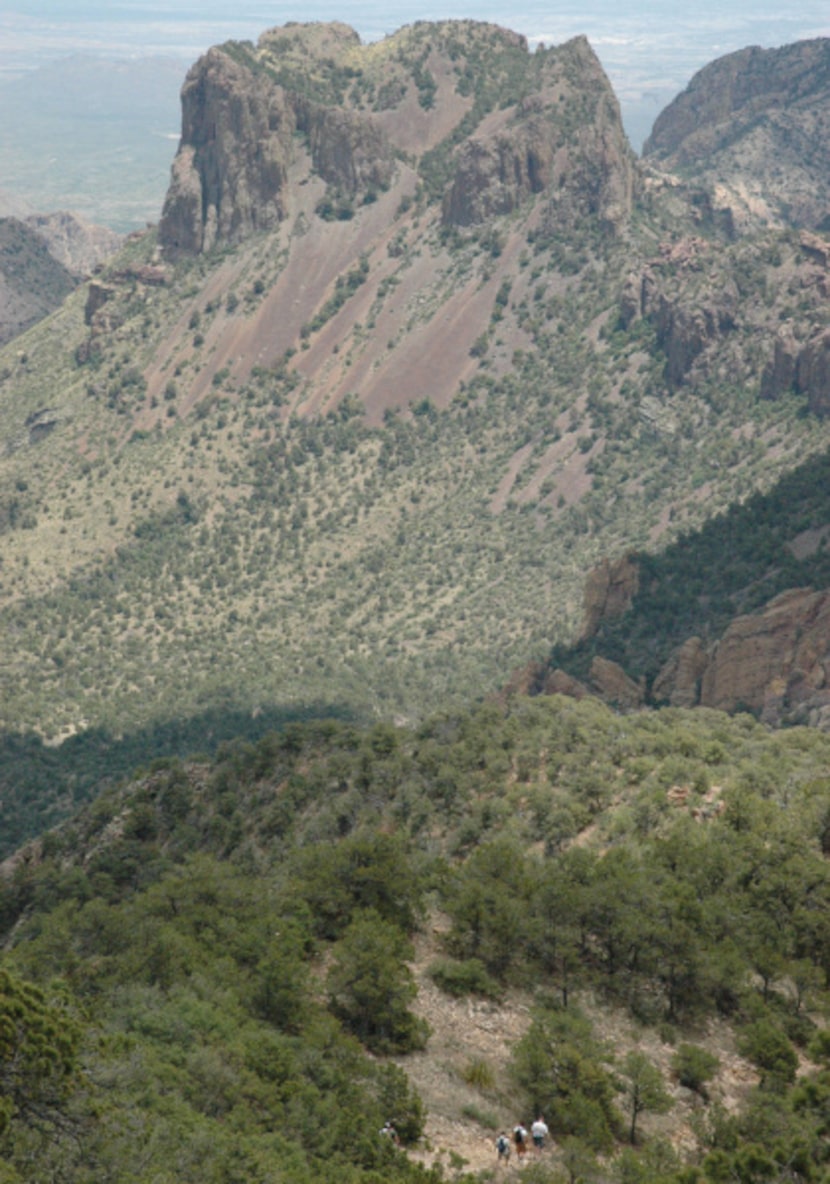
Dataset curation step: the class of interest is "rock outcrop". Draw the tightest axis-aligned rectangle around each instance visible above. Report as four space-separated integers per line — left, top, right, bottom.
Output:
757 232 830 415
553 583 830 727
643 38 830 233
651 638 709 709
580 554 640 640
618 237 740 388
443 38 635 232
762 324 830 416
159 21 635 256
696 588 830 724
159 47 295 253
588 656 644 708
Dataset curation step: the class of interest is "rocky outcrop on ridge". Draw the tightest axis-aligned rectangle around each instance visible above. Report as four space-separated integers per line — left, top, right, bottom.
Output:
579 554 640 641
643 38 830 234
619 237 739 388
762 325 830 417
758 233 830 414
158 48 295 254
539 585 830 728
158 20 635 256
619 230 830 402
442 37 634 232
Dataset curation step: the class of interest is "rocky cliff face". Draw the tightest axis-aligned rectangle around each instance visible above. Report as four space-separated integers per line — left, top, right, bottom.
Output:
618 228 830 405
159 21 634 256
659 589 830 728
758 233 830 414
442 37 634 232
540 561 830 728
579 554 640 640
643 38 830 233
158 47 295 254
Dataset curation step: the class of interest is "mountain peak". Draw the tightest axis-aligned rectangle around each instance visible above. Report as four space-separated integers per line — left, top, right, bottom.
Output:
158 19 634 256
643 37 830 233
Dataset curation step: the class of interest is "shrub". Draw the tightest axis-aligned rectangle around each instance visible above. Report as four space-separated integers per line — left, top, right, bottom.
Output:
429 957 502 1000
673 1043 720 1100
327 910 429 1054
461 1057 496 1090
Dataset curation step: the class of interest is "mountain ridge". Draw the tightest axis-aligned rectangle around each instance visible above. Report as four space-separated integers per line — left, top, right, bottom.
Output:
1 21 830 826
643 38 830 234
5 29 830 1183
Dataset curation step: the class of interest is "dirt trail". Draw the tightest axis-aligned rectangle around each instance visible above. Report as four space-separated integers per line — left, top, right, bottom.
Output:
398 923 535 1175
396 916 761 1177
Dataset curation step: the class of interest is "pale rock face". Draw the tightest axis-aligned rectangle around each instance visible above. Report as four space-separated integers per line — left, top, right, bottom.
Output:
580 554 640 641
588 657 644 709
799 328 830 417
653 638 709 709
761 315 830 418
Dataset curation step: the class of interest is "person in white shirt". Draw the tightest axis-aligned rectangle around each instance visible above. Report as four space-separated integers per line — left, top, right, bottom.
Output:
531 1116 549 1151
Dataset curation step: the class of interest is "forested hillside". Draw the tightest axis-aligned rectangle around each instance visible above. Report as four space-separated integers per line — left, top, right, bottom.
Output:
2 696 830 1181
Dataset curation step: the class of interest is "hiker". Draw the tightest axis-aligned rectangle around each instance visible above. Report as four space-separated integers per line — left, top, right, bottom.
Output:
496 1132 511 1162
513 1123 528 1157
531 1115 549 1152
380 1120 400 1146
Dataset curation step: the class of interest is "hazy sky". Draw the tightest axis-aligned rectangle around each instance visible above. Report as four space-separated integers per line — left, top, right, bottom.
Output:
4 1 829 107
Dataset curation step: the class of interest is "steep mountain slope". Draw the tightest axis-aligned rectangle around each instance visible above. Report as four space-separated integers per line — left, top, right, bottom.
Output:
0 212 120 346
3 696 830 1181
643 38 830 234
0 21 829 786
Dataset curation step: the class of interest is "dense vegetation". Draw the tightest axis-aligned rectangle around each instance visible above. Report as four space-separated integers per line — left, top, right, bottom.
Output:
3 695 830 1181
3 426 830 859
552 447 830 691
